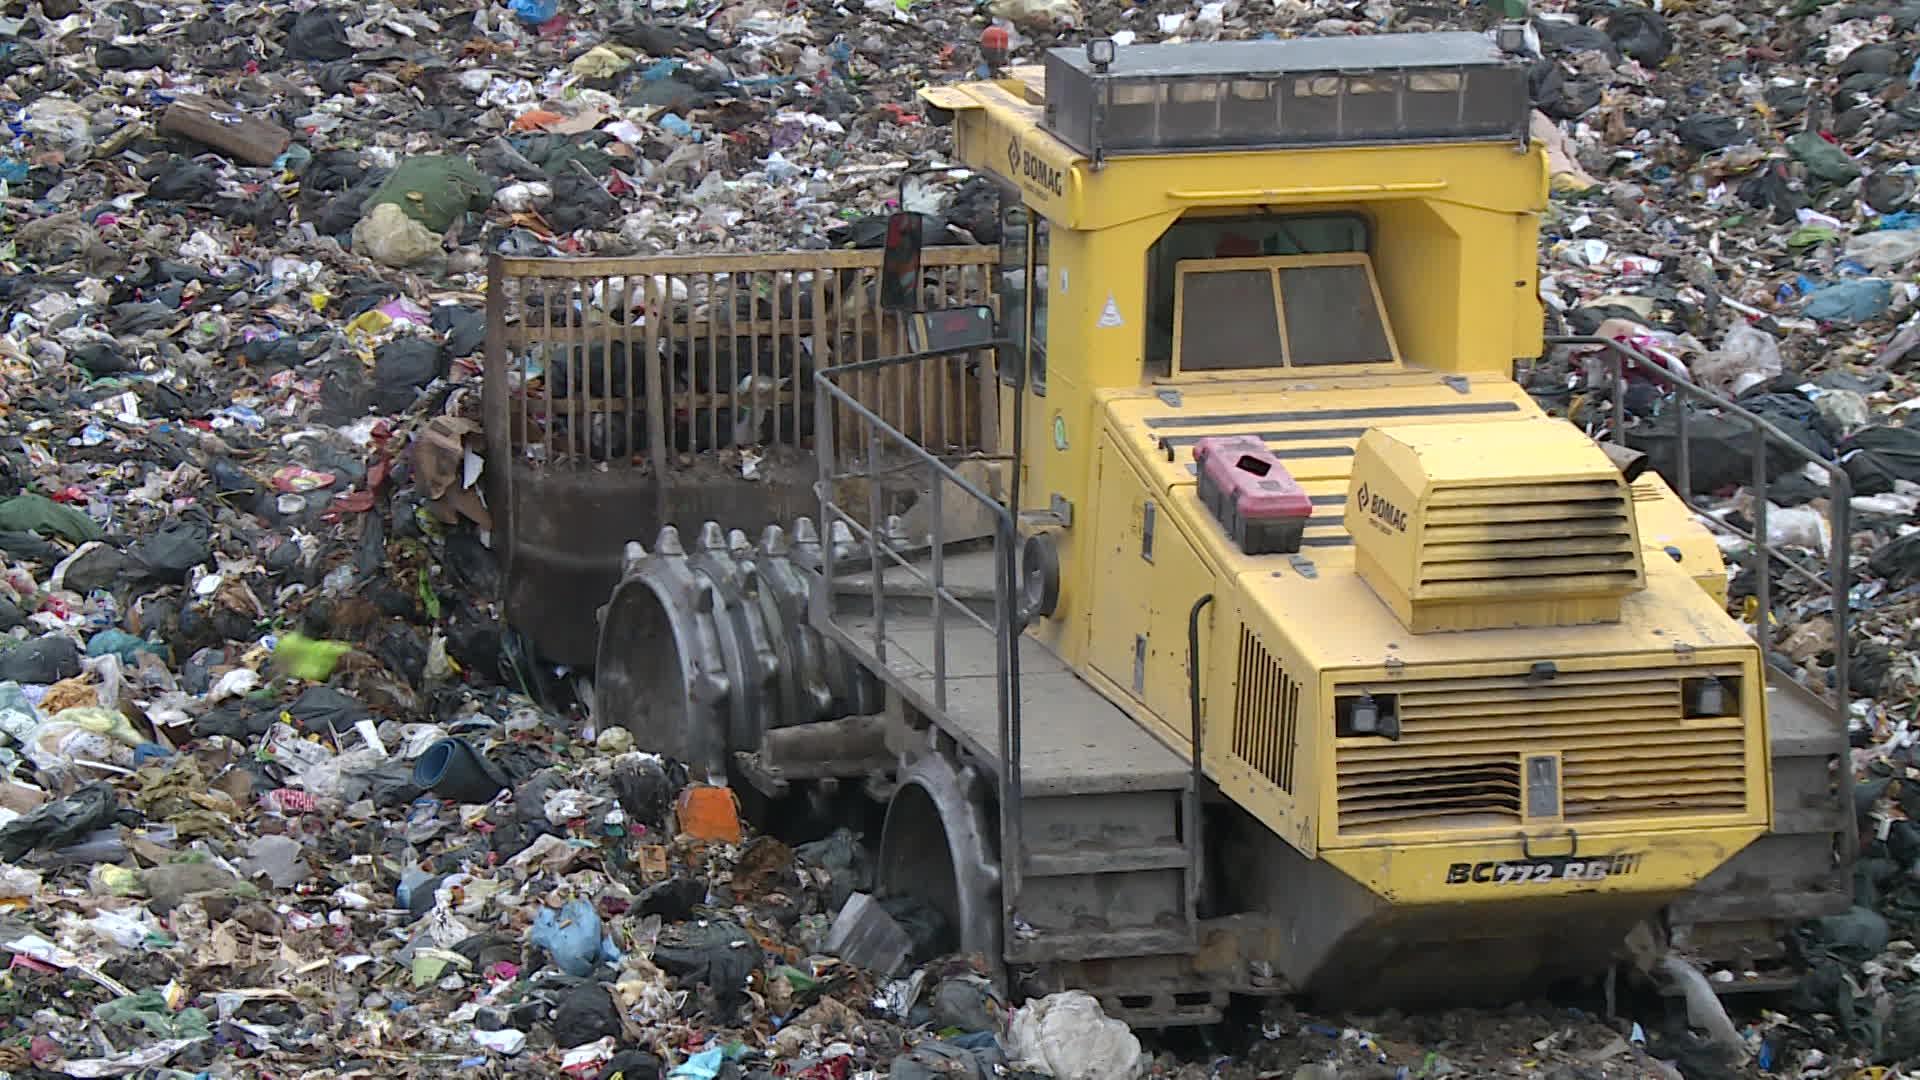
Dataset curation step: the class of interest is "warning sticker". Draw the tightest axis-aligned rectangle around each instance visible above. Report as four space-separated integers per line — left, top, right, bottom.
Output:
1098 294 1123 328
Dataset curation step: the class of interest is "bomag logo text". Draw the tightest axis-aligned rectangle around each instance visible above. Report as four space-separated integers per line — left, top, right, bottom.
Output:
1008 136 1064 198
1352 483 1407 534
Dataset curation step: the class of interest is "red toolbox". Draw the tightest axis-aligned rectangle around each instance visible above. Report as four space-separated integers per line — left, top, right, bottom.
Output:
1193 435 1313 555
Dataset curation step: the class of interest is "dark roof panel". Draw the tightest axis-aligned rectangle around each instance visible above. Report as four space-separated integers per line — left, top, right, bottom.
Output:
1045 32 1511 79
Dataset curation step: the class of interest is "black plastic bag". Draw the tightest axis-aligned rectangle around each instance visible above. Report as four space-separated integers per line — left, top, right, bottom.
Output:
551 983 623 1046
0 634 82 685
286 685 372 736
1605 6 1672 67
597 1052 663 1080
432 305 486 359
1677 114 1745 151
1532 17 1620 60
71 342 135 376
374 337 444 413
443 529 502 596
0 782 119 862
147 158 217 202
1529 60 1601 121
285 10 355 61
652 920 764 1009
96 43 169 70
1842 425 1920 495
1870 531 1920 586
546 173 619 233
130 521 212 583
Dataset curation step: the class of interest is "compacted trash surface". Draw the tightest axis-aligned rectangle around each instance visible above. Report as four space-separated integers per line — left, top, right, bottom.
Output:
12 0 1920 1074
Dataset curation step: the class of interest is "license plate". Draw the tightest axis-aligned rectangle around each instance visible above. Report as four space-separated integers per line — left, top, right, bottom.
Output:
1443 853 1644 886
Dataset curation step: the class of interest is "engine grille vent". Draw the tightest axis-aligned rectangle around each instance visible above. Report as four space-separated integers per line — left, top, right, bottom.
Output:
1233 625 1299 794
1416 480 1642 600
1335 666 1750 835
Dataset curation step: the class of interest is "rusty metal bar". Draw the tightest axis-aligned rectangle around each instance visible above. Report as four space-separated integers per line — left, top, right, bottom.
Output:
542 281 557 466
483 255 514 580
703 273 716 452
623 276 638 463
808 271 823 452
931 460 946 714
600 276 614 462
518 276 531 463
728 273 741 453
496 246 998 277
642 275 669 523
572 277 586 462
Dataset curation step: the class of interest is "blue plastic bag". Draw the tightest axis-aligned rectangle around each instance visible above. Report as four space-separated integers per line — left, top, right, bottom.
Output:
1804 278 1893 325
669 1047 724 1080
529 899 622 976
509 0 558 23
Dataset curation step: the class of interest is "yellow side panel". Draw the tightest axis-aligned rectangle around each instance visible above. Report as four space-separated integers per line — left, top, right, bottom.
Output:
1143 508 1213 732
1087 435 1152 701
1322 825 1765 904
1206 597 1319 857
1631 472 1730 606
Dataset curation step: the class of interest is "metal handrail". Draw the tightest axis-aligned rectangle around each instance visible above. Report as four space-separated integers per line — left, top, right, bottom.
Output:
1550 335 1854 710
812 340 1027 946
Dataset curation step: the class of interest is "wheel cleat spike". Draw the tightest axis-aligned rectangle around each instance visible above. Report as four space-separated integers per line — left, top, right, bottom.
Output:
728 529 752 556
760 524 790 557
792 517 820 547
621 540 648 575
883 514 910 548
698 521 728 552
655 525 685 556
828 519 856 561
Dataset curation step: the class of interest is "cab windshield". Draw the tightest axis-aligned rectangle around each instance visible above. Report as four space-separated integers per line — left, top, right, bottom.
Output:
1174 253 1398 373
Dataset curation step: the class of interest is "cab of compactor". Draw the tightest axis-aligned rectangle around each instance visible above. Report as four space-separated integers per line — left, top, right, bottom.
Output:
915 29 1854 1005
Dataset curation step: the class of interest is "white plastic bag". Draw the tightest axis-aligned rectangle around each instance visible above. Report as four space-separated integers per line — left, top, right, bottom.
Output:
1007 991 1143 1080
1693 323 1783 396
1845 229 1920 271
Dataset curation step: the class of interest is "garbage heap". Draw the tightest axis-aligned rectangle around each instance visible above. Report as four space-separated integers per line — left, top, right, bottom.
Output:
13 0 1920 1073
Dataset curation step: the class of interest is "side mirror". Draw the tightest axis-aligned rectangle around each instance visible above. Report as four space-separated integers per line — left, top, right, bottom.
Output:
880 211 924 312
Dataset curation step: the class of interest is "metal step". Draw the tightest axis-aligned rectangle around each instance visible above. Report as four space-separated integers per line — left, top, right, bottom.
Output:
1006 926 1199 964
1023 844 1190 878
1092 987 1228 1028
1011 788 1199 964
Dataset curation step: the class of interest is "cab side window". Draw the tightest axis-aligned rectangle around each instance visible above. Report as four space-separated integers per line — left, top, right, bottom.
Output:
998 204 1050 394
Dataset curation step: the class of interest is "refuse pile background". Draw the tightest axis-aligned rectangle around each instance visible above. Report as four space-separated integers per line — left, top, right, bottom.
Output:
2 0 1920 1074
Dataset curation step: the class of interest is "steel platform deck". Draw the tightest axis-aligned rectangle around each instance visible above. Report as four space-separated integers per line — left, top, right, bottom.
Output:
823 548 1190 797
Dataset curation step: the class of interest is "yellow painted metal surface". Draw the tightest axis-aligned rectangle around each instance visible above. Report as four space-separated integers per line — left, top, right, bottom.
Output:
1631 472 1731 606
923 62 1773 935
1344 418 1647 633
1321 823 1763 903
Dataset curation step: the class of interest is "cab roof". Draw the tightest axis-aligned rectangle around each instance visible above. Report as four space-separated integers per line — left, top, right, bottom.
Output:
1044 31 1511 79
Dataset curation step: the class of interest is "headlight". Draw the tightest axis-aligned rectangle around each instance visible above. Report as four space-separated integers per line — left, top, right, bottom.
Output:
1086 37 1116 72
1336 692 1399 739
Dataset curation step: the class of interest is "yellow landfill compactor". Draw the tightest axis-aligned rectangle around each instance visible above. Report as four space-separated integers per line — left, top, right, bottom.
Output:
589 27 1856 1024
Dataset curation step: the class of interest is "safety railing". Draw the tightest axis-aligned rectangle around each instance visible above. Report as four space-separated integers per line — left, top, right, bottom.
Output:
812 341 1026 950
1551 335 1854 709
482 247 1001 473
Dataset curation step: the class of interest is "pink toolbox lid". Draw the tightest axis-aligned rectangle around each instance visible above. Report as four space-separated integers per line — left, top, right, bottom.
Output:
1193 435 1313 520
